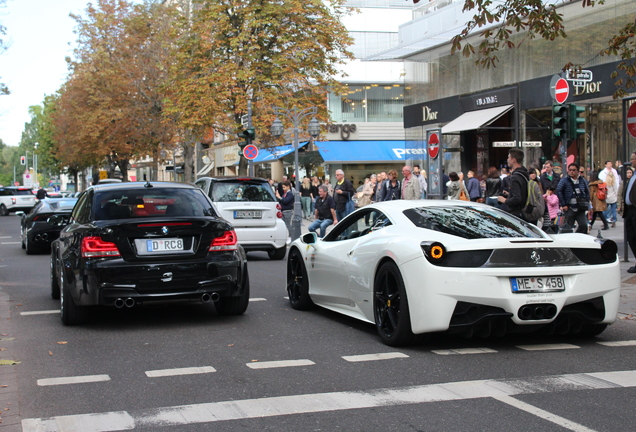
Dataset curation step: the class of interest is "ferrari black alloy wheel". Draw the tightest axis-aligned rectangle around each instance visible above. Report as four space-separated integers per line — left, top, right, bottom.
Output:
373 261 417 346
286 249 313 310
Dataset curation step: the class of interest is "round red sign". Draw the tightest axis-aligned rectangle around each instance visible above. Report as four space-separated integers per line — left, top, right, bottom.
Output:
243 144 259 160
428 133 440 159
628 103 636 138
554 78 569 104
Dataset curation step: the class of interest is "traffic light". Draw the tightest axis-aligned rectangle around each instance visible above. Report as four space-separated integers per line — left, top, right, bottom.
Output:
568 104 585 139
237 127 255 141
20 156 26 165
552 103 568 139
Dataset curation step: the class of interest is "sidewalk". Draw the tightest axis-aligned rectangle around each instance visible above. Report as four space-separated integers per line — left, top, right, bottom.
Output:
296 215 636 320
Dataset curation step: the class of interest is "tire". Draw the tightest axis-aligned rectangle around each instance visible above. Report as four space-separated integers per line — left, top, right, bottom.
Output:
60 266 89 325
373 261 417 347
50 251 60 300
268 246 287 260
0 204 8 216
25 234 37 255
21 229 25 249
286 248 313 310
215 267 250 316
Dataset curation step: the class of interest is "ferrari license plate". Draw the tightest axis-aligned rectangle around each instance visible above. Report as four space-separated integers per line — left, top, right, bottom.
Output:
511 276 565 293
234 210 262 219
146 238 183 252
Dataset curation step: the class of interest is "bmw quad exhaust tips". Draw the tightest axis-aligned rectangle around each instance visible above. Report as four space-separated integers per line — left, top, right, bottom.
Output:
518 304 557 320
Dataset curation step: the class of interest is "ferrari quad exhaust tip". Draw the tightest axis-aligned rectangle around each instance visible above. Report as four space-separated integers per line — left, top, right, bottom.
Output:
518 304 557 321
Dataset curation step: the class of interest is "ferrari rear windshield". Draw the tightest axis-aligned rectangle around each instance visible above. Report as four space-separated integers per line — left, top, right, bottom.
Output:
403 206 544 239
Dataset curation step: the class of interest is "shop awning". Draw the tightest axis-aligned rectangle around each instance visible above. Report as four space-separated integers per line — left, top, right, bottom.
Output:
252 142 308 163
316 141 420 163
441 104 514 134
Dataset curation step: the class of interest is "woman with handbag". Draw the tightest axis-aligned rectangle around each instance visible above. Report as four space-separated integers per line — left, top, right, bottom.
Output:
588 171 610 231
446 172 468 200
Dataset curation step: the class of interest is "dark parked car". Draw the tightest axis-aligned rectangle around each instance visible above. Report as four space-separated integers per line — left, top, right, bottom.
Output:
50 181 249 325
20 198 78 254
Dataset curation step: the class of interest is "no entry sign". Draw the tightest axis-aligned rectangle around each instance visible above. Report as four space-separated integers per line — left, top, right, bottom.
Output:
554 78 569 104
243 144 259 160
428 133 440 159
628 103 636 138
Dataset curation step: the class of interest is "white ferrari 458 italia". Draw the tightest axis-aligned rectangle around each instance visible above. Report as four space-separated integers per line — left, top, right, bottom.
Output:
286 200 620 346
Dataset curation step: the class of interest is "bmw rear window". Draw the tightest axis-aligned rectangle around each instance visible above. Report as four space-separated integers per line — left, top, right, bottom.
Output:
211 181 275 202
93 188 217 220
403 206 544 239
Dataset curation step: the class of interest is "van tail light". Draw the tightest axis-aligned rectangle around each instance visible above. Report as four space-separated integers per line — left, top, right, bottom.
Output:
276 203 283 218
81 236 121 258
209 230 238 251
11 198 16 205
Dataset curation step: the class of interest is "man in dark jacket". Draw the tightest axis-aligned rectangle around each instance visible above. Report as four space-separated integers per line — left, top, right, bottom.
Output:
623 152 636 272
498 148 528 219
540 161 561 192
556 163 590 234
333 169 356 221
466 170 481 201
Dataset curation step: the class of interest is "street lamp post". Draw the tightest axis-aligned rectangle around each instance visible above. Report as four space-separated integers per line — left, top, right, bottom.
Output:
270 107 321 241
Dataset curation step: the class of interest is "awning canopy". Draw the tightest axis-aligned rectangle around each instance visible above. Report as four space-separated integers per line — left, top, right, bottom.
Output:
441 104 514 134
252 142 308 163
316 141 422 163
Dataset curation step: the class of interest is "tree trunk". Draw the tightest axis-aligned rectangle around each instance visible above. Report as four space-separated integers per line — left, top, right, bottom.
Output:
183 140 195 183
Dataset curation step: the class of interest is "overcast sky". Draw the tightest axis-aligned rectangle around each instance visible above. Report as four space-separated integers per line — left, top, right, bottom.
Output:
0 0 90 147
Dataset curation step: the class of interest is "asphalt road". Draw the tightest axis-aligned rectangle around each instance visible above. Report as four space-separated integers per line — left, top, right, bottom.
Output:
0 214 635 432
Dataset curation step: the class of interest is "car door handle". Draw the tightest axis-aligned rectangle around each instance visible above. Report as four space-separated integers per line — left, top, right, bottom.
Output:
348 250 354 256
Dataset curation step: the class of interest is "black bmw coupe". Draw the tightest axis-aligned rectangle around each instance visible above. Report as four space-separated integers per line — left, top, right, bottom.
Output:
50 181 249 325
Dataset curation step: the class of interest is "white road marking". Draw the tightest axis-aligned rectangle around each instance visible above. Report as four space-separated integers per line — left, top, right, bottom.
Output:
0 236 12 239
21 310 59 316
597 340 636 347
516 343 580 351
37 374 111 387
145 366 216 378
248 298 266 302
246 359 315 369
432 348 497 355
342 352 409 362
22 370 636 431
494 395 597 432
0 242 21 245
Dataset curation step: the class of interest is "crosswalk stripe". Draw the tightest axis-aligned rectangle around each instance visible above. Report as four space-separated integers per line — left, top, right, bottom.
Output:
22 370 636 431
516 343 580 351
432 348 497 355
145 366 216 378
21 310 59 316
342 352 408 362
0 242 21 245
37 374 111 387
597 340 636 347
248 298 267 302
246 359 315 369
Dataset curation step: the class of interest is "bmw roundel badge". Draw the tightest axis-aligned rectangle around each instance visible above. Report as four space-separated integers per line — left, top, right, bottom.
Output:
161 226 169 235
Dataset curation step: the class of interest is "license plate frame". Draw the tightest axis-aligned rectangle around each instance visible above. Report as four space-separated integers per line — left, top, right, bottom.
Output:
234 210 262 219
510 276 566 293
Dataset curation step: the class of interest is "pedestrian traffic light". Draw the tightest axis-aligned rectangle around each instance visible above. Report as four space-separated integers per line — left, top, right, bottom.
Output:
20 156 26 165
568 103 585 139
552 103 568 139
237 127 255 141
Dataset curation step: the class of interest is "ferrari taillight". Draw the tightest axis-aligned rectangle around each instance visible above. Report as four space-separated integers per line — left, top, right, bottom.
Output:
81 236 121 258
209 230 238 251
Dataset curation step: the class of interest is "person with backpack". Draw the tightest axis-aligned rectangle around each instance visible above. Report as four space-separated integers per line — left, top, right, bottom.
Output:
497 149 529 220
588 171 610 231
556 163 590 234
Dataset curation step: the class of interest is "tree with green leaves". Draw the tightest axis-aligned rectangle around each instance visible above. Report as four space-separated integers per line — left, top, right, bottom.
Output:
0 0 11 95
164 0 354 180
446 0 635 97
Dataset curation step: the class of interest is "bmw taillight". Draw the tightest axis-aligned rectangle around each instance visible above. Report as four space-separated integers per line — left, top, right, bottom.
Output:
209 230 238 251
81 236 121 258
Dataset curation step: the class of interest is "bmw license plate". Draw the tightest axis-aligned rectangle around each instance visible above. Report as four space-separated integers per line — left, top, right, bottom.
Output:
146 238 184 252
234 210 262 219
511 276 565 293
